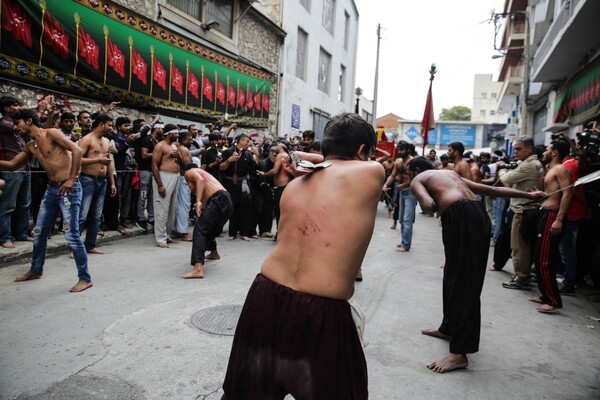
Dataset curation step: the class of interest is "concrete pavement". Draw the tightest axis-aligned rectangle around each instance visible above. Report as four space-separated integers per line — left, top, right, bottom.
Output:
1 204 599 399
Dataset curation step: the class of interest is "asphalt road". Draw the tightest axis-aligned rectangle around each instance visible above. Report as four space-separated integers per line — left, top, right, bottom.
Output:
1 204 599 399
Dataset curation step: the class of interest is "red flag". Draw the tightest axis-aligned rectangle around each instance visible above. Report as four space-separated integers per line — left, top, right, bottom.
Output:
131 48 147 84
107 38 125 78
188 71 199 99
203 75 213 100
153 56 166 90
237 87 245 108
254 92 261 111
43 12 68 60
216 80 225 105
228 85 236 108
78 26 100 70
2 0 32 48
246 88 254 109
262 93 269 112
171 64 183 95
420 74 435 154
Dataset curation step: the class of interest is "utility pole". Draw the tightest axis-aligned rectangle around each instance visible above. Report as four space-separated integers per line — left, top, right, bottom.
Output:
520 7 530 136
372 23 381 128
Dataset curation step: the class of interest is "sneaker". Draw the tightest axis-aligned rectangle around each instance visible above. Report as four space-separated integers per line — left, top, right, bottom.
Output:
502 281 531 290
558 283 576 296
136 220 148 232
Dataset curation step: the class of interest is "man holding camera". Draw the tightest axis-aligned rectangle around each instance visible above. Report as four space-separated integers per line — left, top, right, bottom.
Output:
499 137 544 290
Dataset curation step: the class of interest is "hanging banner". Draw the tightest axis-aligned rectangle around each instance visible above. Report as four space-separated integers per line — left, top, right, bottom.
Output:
554 57 600 126
0 0 273 126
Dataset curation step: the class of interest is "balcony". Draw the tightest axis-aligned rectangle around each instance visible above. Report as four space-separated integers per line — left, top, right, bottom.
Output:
531 0 600 83
497 64 523 114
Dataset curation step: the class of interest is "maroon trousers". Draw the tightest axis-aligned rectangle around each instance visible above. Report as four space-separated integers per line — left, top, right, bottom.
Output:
222 274 368 400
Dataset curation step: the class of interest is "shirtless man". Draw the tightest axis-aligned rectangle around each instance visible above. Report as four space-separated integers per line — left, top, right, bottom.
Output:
222 113 384 399
407 157 544 373
151 123 181 248
464 152 482 183
256 143 294 229
172 131 193 241
78 114 116 255
0 109 92 292
448 141 473 180
180 164 233 279
528 140 573 313
383 141 415 252
437 153 453 170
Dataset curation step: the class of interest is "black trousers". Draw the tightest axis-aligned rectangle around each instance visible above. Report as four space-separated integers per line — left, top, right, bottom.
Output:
190 191 233 265
492 206 513 269
440 200 491 354
534 209 563 308
273 186 286 228
255 185 274 234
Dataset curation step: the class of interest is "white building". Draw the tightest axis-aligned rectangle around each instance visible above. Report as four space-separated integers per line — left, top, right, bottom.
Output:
263 0 360 138
472 74 509 124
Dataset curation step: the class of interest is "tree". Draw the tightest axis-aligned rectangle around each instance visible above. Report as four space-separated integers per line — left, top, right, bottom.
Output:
438 106 471 121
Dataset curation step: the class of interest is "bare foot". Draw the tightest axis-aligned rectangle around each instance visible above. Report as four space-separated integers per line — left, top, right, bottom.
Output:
181 263 204 279
241 236 251 241
260 232 274 238
68 251 74 259
489 264 500 271
15 271 43 282
427 353 468 373
421 329 452 341
181 234 193 242
527 297 544 304
88 248 106 254
537 304 560 313
205 251 220 260
70 280 93 292
390 223 397 230
226 236 236 240
157 242 169 248
97 230 105 237
2 241 16 249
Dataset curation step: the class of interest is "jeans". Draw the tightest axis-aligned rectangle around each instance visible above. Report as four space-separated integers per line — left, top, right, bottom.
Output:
492 197 507 244
0 171 31 243
399 189 417 250
116 172 132 222
136 170 154 222
173 176 191 233
30 181 90 281
559 219 580 288
79 174 107 250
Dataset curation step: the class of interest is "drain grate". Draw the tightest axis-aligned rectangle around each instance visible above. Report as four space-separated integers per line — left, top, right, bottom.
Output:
191 304 243 336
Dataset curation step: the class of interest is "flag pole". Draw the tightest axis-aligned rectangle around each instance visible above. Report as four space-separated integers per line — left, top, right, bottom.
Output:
103 26 108 85
38 0 47 65
200 66 204 111
128 36 133 92
168 53 173 102
74 13 80 76
225 76 229 115
185 60 190 107
149 45 154 98
214 71 218 112
420 63 437 156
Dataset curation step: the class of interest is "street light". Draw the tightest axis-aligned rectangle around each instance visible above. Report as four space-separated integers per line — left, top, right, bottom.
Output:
355 87 363 114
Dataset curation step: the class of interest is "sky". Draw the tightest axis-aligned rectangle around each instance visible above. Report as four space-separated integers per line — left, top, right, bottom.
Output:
354 0 505 121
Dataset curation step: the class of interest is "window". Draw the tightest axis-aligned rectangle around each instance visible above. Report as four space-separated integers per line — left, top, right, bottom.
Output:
343 11 350 50
322 0 336 35
318 48 331 94
166 0 234 38
490 110 496 116
491 92 497 99
480 110 486 116
338 65 346 101
481 92 487 99
296 29 308 81
300 0 311 12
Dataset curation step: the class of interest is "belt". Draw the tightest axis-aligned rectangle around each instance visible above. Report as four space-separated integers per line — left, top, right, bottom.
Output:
48 179 67 187
81 172 107 179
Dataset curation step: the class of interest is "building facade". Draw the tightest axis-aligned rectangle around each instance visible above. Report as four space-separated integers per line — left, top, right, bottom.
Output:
262 0 359 138
472 74 509 124
0 0 284 134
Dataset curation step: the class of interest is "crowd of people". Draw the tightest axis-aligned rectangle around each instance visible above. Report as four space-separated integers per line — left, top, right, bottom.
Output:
2 92 600 391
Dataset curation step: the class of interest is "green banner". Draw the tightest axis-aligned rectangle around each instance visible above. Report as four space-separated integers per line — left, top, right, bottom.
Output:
0 0 273 126
554 57 600 126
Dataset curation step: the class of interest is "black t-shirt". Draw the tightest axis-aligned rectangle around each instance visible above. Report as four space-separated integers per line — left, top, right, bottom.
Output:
221 147 257 177
201 147 221 180
138 135 157 171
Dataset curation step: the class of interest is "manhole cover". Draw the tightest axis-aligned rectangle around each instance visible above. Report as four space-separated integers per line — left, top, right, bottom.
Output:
191 304 243 336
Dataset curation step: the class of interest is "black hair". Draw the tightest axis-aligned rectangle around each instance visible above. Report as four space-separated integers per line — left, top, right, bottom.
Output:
551 139 570 160
408 156 434 172
307 141 322 153
302 130 315 139
397 140 410 151
480 152 490 158
208 133 220 142
185 162 198 171
448 142 465 156
235 133 249 143
60 112 75 121
115 116 131 127
77 110 91 120
178 131 192 143
533 144 546 159
91 113 113 128
440 154 449 161
321 113 376 160
0 96 19 113
13 109 41 127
